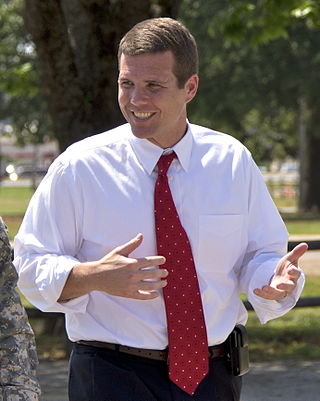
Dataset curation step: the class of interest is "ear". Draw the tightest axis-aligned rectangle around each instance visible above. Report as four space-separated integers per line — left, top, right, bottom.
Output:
184 74 199 104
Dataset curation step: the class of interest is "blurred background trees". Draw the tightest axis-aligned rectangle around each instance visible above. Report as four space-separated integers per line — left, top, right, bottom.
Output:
180 0 320 212
1 0 319 212
23 0 180 151
0 0 51 146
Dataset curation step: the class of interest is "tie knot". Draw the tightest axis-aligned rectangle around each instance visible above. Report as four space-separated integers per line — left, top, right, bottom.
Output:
157 153 176 176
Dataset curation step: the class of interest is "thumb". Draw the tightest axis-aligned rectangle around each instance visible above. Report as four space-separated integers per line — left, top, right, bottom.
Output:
115 233 143 257
287 242 308 264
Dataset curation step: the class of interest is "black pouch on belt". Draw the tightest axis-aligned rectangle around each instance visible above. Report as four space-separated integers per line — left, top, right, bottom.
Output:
226 324 250 376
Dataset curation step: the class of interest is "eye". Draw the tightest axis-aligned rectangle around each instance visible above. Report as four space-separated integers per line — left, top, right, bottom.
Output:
147 82 162 89
119 80 133 88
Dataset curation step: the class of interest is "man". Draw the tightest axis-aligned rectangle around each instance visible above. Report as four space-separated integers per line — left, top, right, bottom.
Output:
0 217 40 401
14 18 307 401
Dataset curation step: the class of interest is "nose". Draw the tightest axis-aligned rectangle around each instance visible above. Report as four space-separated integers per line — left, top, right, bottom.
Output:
130 86 149 106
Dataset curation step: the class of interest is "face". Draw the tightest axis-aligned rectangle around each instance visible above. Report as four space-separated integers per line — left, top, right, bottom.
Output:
118 51 198 148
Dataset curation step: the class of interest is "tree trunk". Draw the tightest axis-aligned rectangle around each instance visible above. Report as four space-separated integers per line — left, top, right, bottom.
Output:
298 98 320 213
24 0 181 152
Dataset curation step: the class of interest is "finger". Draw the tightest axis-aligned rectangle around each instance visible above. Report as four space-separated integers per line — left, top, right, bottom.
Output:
139 279 168 291
287 266 301 276
115 233 143 257
138 267 168 280
254 290 284 300
276 282 296 293
287 267 301 282
117 289 160 300
130 278 168 299
135 290 161 300
137 256 166 269
254 285 287 301
287 242 308 264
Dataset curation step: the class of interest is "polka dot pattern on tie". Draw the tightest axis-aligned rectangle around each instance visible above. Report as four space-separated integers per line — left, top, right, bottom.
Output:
154 153 209 396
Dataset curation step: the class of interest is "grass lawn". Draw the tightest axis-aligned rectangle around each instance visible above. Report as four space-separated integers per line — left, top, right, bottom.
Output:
0 186 34 239
243 274 320 361
2 185 320 361
301 274 320 297
0 186 34 215
246 307 320 361
1 185 320 239
285 220 320 235
29 277 320 361
274 196 296 209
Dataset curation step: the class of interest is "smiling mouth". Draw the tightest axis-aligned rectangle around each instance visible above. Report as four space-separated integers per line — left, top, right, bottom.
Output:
132 111 155 120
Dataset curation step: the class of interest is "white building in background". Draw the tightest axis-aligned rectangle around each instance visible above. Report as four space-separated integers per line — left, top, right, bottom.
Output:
0 135 59 176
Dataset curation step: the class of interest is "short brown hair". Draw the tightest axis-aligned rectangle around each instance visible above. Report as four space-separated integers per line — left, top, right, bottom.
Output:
118 17 198 88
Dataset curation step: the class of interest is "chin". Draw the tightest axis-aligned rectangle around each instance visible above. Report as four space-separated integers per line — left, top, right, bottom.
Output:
129 126 152 140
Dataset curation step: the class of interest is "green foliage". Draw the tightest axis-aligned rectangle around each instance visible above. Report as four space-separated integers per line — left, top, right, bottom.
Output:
0 0 52 145
212 0 320 46
241 108 298 162
1 0 320 174
180 0 320 165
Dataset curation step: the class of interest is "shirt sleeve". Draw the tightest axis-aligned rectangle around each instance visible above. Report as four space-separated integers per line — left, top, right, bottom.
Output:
238 152 305 323
14 158 89 314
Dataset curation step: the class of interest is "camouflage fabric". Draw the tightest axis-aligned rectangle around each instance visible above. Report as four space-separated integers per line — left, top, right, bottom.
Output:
0 217 40 400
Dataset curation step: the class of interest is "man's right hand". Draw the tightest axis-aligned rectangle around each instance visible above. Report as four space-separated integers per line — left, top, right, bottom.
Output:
58 233 167 302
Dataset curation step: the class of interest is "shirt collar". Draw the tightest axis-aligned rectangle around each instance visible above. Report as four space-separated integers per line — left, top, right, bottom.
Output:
129 123 193 175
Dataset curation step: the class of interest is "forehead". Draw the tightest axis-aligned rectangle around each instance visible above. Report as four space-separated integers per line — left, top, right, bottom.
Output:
118 51 176 81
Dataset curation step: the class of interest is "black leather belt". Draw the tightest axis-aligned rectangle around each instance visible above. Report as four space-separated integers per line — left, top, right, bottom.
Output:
77 340 225 362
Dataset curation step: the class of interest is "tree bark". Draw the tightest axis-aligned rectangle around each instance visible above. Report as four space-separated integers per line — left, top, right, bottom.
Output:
24 0 181 151
299 98 320 213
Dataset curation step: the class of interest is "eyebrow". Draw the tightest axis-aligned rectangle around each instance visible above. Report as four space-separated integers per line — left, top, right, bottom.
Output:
118 76 170 84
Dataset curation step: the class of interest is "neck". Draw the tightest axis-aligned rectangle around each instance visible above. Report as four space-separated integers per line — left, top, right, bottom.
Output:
148 124 188 149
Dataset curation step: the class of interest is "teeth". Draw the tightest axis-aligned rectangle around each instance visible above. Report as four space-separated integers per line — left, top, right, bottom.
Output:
133 112 153 119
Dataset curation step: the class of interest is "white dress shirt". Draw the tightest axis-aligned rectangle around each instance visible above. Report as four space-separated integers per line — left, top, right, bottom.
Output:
14 123 304 348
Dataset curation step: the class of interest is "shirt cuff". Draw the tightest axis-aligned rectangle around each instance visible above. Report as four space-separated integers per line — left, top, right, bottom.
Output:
247 265 305 324
36 256 89 314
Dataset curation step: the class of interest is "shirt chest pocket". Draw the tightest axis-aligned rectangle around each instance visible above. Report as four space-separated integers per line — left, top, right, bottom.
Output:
198 214 245 273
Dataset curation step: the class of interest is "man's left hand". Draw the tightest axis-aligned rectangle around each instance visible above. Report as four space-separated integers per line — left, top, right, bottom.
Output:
254 242 308 301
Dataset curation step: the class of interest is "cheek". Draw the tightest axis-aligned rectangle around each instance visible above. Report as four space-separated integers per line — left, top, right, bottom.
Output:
117 91 122 105
163 97 185 116
118 93 128 112
118 88 127 101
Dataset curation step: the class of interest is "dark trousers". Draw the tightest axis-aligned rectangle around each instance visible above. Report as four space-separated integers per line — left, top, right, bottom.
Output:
69 343 241 401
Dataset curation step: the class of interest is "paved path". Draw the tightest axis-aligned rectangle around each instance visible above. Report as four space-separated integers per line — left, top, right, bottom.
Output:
38 358 320 401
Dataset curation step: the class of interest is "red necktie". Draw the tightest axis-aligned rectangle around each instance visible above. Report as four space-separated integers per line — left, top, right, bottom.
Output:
154 153 209 395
